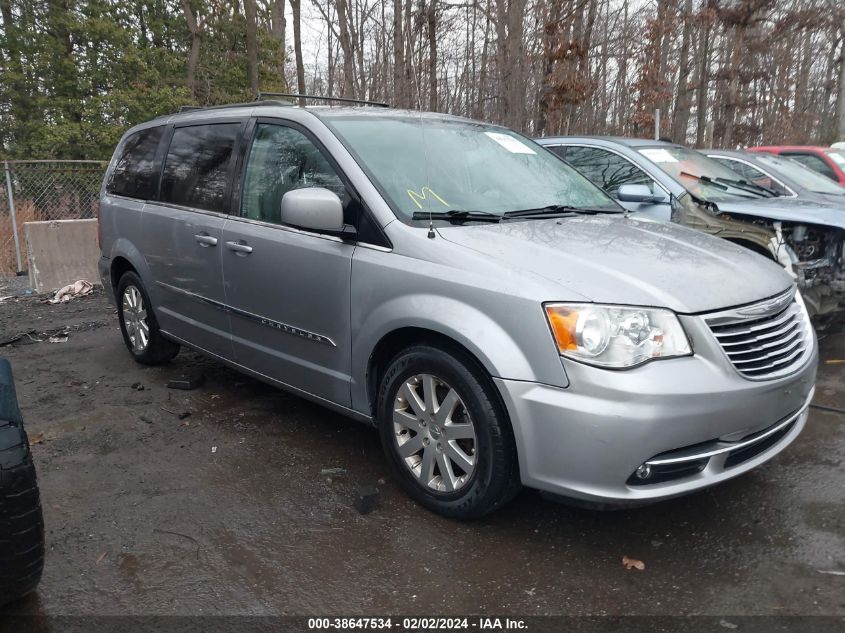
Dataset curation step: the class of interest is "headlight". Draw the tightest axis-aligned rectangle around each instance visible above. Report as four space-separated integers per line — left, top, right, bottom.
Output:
544 303 692 368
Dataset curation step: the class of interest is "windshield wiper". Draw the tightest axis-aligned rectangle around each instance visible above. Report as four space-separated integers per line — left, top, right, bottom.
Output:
503 204 621 218
680 171 770 198
680 171 730 191
712 176 778 198
411 210 501 224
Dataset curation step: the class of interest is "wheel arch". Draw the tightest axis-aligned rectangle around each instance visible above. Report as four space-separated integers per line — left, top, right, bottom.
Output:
107 238 155 301
352 294 560 417
366 327 495 420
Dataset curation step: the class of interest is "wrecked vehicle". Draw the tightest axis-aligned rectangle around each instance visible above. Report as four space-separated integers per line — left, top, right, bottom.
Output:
0 358 45 606
538 137 845 328
99 100 816 518
705 149 845 205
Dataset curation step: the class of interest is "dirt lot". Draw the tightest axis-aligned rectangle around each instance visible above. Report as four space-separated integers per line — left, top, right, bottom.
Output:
0 289 843 616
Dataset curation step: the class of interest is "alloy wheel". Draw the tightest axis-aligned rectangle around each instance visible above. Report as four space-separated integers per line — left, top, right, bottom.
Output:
392 373 477 492
121 285 150 353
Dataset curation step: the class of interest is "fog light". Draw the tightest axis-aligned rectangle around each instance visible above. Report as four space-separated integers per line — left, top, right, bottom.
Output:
635 463 652 480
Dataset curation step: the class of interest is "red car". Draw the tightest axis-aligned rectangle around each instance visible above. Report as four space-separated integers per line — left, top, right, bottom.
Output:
748 145 845 185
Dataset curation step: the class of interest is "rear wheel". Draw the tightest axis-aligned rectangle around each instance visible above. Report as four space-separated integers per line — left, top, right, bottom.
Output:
117 271 179 365
377 344 520 519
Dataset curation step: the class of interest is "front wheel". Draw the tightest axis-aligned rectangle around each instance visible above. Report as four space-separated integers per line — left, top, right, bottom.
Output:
377 344 520 519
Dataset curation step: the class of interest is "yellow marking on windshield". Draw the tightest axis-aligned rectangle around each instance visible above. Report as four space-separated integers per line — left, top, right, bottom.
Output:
407 187 449 209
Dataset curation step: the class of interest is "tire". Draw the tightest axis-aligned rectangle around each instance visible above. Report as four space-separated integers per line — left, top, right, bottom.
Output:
116 271 179 365
0 360 44 608
377 344 520 519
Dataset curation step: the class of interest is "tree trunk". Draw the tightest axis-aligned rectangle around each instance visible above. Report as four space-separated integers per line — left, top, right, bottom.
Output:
494 0 528 129
536 0 563 136
838 28 845 141
270 0 287 88
244 0 260 94
655 0 672 123
722 25 744 148
0 0 30 153
427 0 437 110
473 0 492 120
335 0 356 97
694 20 711 147
671 0 693 143
290 0 306 103
392 0 405 107
404 0 415 106
181 0 201 100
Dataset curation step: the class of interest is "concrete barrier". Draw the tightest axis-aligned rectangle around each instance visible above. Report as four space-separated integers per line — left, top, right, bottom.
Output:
24 219 99 293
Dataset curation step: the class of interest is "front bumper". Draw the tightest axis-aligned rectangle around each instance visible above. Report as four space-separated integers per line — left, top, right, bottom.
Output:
495 324 818 504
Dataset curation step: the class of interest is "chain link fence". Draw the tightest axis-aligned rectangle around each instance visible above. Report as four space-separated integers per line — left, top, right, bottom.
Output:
1 160 107 275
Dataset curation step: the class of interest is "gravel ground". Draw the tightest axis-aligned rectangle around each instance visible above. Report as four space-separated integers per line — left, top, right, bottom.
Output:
0 290 843 617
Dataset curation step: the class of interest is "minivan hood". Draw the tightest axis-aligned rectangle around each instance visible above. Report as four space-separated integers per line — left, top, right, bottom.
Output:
437 216 793 314
712 197 845 230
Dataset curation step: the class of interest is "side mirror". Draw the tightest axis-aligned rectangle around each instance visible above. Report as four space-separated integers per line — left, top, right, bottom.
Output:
280 187 345 233
617 184 668 204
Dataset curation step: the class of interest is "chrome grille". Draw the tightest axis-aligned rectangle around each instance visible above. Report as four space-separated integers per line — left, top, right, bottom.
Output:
704 288 812 380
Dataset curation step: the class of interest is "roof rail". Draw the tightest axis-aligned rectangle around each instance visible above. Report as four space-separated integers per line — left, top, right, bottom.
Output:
174 100 292 115
256 92 390 108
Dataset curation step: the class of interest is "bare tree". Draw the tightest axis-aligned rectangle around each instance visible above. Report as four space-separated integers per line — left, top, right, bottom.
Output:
244 0 260 93
290 0 307 101
181 0 202 100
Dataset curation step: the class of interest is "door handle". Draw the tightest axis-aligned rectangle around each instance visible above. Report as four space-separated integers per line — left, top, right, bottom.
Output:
194 233 218 247
225 240 253 255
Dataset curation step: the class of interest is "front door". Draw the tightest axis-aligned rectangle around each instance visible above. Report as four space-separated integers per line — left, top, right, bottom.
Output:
221 121 355 406
140 122 242 357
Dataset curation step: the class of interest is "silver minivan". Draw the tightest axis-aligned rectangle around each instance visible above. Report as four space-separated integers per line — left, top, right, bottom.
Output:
98 100 818 518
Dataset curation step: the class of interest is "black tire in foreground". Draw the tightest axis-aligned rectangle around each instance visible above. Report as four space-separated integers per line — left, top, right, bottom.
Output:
116 271 180 365
377 344 521 519
0 358 44 608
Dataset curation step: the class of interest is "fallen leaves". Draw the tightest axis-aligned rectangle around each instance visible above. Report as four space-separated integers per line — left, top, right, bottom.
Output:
622 555 645 571
96 552 107 565
29 431 45 445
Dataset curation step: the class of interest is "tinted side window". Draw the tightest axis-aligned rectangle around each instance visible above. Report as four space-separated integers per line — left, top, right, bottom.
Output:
564 146 658 197
160 124 240 212
241 124 347 225
107 126 164 199
783 153 837 181
546 145 567 159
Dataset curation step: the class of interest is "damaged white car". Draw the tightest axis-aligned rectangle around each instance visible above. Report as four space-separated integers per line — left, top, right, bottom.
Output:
537 137 845 330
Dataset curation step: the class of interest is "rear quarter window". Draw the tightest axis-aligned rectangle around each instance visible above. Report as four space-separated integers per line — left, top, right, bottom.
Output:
107 126 164 199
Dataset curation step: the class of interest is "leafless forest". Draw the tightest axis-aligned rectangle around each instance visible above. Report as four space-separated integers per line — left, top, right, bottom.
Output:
289 0 845 145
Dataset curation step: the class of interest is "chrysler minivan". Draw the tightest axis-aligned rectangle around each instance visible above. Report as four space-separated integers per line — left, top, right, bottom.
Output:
99 100 818 518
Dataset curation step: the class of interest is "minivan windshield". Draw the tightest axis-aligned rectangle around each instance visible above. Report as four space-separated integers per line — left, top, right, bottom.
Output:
637 145 767 202
323 115 619 222
756 153 845 196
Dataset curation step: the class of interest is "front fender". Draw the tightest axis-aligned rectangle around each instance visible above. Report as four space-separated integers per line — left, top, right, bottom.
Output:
350 293 567 414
